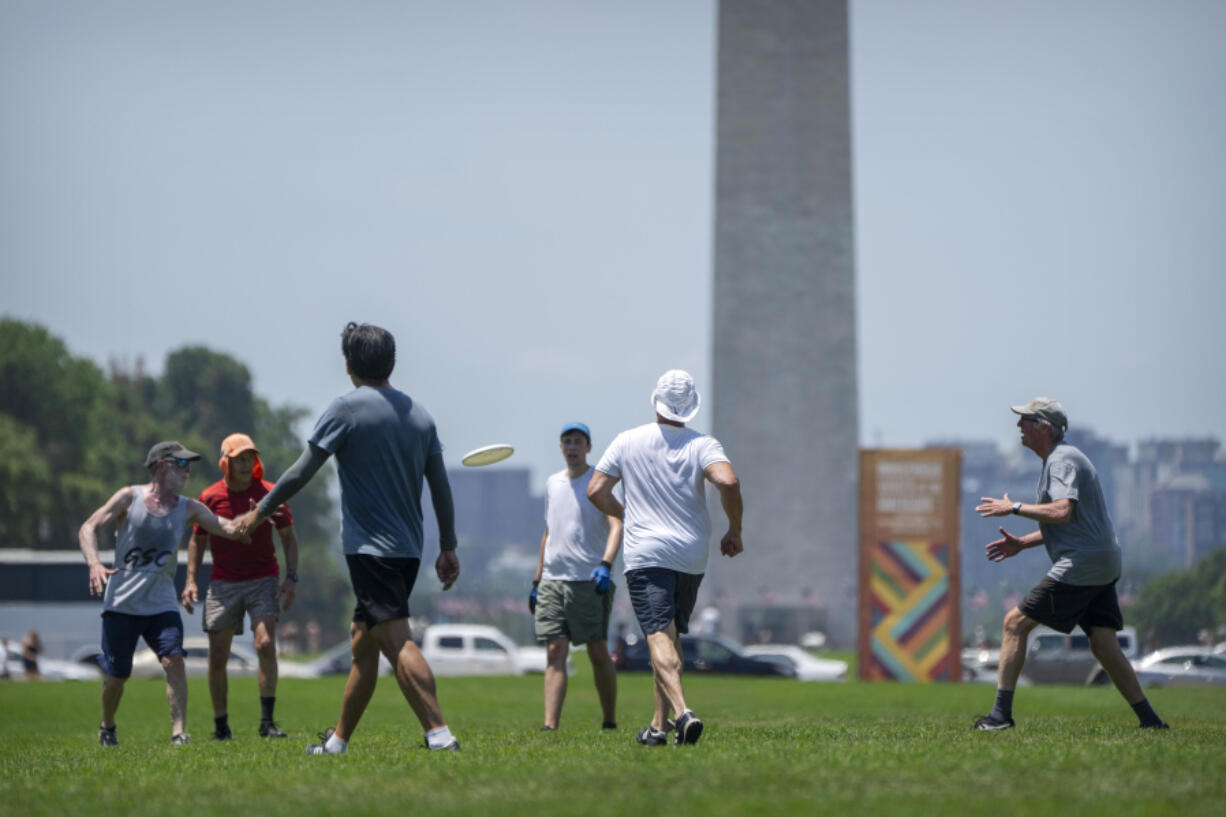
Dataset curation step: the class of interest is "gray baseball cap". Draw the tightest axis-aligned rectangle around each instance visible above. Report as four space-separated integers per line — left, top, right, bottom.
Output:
144 440 202 468
1010 397 1068 430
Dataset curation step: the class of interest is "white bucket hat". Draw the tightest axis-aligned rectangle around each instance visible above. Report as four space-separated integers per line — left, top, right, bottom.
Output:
651 369 701 423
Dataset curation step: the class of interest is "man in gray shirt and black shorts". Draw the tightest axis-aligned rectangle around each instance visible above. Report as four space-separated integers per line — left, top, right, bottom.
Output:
238 322 461 754
973 397 1167 731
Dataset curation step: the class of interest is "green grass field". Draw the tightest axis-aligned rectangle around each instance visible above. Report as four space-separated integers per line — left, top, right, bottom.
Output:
3 668 1224 817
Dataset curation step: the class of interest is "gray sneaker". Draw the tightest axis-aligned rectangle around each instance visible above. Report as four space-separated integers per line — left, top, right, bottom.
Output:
635 726 668 746
98 724 118 747
425 737 460 751
674 710 703 745
171 733 191 745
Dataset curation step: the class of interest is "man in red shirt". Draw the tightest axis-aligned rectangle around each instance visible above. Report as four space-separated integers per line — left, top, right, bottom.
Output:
182 433 299 740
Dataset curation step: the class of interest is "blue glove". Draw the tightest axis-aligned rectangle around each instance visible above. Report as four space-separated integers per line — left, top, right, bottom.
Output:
590 562 612 594
529 581 539 614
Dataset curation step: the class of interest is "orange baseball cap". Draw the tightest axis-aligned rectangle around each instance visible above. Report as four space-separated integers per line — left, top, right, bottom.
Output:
219 433 264 480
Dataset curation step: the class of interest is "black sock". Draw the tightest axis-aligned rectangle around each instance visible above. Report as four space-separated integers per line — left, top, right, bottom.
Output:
260 696 275 723
990 689 1014 722
1131 698 1163 727
214 714 228 732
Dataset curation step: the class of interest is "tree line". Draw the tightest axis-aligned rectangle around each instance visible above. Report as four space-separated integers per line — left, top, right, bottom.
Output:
0 317 353 643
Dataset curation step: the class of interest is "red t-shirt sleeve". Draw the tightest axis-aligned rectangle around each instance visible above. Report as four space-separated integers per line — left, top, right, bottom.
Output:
192 483 223 535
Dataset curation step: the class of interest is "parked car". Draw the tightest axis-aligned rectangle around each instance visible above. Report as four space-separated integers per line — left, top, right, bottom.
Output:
615 633 794 677
128 637 316 679
419 624 559 676
742 645 847 681
1022 625 1137 685
1088 646 1226 688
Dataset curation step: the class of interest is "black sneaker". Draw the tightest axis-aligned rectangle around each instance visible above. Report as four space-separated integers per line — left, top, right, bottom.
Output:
306 727 337 756
98 724 118 747
601 721 617 730
212 724 233 741
674 710 703 745
171 733 191 745
635 726 668 746
259 721 287 738
539 724 557 732
1140 720 1170 730
973 714 1015 731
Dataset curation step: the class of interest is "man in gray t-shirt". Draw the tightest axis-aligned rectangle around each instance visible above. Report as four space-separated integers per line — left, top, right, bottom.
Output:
972 397 1165 731
239 322 462 754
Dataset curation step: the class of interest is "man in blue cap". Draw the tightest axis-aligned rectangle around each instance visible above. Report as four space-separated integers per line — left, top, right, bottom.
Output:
530 421 623 731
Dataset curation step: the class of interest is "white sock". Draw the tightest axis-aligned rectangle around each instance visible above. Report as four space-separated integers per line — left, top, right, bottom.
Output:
425 725 454 749
324 733 348 754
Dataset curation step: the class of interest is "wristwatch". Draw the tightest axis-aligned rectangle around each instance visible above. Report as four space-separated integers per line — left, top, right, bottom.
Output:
286 571 299 582
1011 502 1022 515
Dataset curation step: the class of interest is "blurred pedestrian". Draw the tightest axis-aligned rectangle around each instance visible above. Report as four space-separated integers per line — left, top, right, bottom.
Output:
21 629 42 680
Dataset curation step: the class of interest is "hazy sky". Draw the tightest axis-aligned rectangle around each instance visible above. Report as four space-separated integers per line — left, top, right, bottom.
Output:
3 1 1224 485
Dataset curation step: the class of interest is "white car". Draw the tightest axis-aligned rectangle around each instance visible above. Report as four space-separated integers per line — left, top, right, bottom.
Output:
741 645 847 681
1129 646 1226 688
128 637 316 679
420 624 562 676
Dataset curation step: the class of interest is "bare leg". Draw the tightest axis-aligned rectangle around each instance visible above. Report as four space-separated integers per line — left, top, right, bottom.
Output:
1089 627 1145 704
646 626 687 729
586 640 617 725
252 617 278 699
373 617 447 731
162 654 188 737
101 675 126 728
334 622 380 741
996 607 1038 691
543 638 569 729
207 629 235 718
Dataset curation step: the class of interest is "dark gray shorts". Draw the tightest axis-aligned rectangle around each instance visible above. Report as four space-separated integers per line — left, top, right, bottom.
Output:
1019 576 1124 634
626 568 703 636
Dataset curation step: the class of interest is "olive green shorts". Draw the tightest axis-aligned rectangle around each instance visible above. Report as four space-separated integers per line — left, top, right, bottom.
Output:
534 578 614 645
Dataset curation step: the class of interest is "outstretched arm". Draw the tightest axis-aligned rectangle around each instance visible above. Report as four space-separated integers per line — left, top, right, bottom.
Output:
236 443 331 536
977 493 1074 524
985 527 1044 562
705 461 743 557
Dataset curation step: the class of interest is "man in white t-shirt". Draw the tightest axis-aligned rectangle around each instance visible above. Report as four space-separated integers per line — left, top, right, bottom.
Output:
587 370 744 747
531 422 624 731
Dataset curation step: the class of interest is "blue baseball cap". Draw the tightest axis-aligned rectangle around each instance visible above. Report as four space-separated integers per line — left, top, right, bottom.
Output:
560 422 591 442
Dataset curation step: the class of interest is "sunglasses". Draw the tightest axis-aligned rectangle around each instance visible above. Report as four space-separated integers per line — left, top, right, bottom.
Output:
164 457 193 469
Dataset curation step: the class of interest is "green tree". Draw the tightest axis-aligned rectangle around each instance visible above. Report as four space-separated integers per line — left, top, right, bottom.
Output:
1130 548 1226 645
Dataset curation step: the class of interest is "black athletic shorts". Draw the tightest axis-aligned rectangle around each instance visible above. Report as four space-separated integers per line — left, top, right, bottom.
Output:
626 567 704 636
1018 576 1124 635
345 554 421 628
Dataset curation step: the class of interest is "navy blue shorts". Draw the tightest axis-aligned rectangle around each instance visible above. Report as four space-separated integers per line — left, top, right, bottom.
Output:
346 555 421 628
626 568 704 636
99 610 185 679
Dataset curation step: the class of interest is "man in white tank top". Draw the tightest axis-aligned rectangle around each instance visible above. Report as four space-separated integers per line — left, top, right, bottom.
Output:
588 371 744 747
531 422 623 731
78 441 252 747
